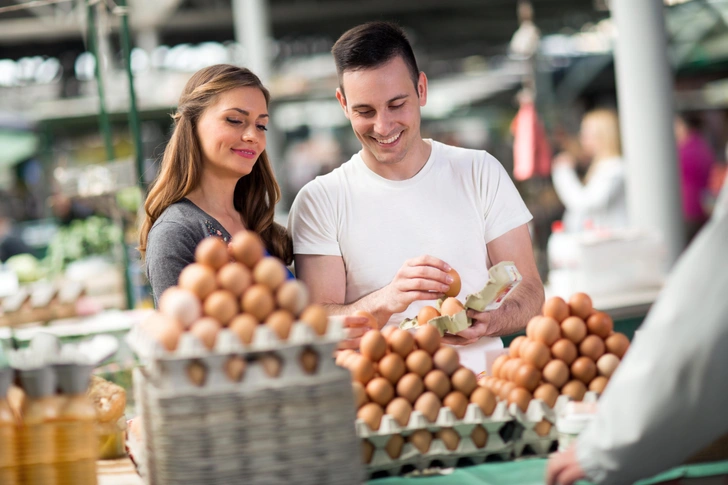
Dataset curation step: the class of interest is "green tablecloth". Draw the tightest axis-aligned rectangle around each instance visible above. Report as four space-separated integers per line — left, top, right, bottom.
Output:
368 458 728 485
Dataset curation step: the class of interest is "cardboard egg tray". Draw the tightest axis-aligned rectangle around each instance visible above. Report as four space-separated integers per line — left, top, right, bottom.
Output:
357 400 514 478
130 318 364 485
509 391 599 457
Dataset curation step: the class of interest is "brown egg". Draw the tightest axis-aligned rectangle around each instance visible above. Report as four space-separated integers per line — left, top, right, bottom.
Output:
571 357 597 384
509 335 528 358
241 284 275 322
361 330 387 362
414 391 442 422
498 357 517 382
543 296 570 322
561 316 587 344
158 287 202 328
228 314 257 345
561 380 587 401
520 340 551 369
203 290 238 325
195 237 228 270
144 313 184 352
350 355 375 385
451 367 478 397
605 332 630 359
443 391 468 419
471 425 488 448
354 311 379 330
508 387 532 413
491 354 510 378
533 317 561 346
300 348 318 374
381 326 397 339
378 353 406 384
385 397 413 427
533 383 559 408
596 353 620 378
260 353 282 377
217 262 252 297
513 363 541 392
362 440 374 464
387 329 415 358
385 435 405 459
440 297 465 317
396 373 424 404
587 312 613 338
300 304 328 336
470 386 496 416
579 335 606 361
568 292 593 320
366 377 395 407
433 346 460 375
414 324 441 355
445 268 462 298
186 360 207 386
336 349 356 367
525 316 540 339
491 379 505 396
542 360 569 388
534 419 553 437
408 430 433 453
436 428 460 451
406 349 433 377
500 381 517 401
224 356 246 382
275 280 309 316
357 402 384 431
352 381 368 408
265 310 294 340
424 369 451 399
589 376 609 394
253 257 287 291
417 306 441 326
190 317 222 350
551 338 578 365
229 230 264 268
178 263 217 300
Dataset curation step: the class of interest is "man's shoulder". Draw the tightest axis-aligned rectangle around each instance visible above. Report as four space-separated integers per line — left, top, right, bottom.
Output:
433 140 496 168
299 159 357 196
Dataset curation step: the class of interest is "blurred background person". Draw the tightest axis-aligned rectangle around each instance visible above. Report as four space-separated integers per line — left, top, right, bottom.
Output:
551 108 627 233
0 196 32 262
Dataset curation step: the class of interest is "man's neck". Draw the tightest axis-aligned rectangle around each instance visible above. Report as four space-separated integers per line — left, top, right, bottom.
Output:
361 138 432 181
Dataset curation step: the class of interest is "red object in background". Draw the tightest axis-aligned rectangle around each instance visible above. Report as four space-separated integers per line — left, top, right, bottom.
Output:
511 100 552 181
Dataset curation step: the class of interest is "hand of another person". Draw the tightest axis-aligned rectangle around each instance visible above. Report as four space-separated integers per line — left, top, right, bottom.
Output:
546 444 587 485
337 314 375 350
379 255 452 315
553 152 576 170
441 309 491 346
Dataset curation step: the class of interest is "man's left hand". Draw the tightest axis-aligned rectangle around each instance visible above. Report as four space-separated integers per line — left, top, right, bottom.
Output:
441 309 492 346
546 444 587 485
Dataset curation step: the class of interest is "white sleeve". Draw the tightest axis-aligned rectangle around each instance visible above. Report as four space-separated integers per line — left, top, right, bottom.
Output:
288 179 341 256
552 163 623 212
480 153 533 244
575 202 728 485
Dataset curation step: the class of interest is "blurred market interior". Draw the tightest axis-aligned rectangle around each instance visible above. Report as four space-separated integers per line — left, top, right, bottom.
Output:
0 0 726 316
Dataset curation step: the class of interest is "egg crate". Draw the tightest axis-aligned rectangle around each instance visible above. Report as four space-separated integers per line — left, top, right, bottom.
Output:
509 392 599 458
133 353 364 485
358 400 514 478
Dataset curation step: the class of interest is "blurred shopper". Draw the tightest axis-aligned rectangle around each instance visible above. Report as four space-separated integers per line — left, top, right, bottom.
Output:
674 113 714 242
139 65 292 304
0 197 32 262
552 109 627 232
288 22 544 372
546 180 728 485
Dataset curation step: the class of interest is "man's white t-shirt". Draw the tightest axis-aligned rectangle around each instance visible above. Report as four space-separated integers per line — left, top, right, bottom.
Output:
288 139 533 373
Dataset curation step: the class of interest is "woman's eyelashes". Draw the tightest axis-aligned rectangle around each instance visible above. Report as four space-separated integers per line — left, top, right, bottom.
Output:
225 118 268 131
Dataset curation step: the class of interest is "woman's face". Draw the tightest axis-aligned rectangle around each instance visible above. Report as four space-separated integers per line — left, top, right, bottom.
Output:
196 86 268 179
579 117 599 159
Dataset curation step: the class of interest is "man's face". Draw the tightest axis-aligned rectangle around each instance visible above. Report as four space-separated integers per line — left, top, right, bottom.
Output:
337 56 427 167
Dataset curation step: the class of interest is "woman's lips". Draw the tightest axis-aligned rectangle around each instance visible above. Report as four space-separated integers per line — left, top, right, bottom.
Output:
232 148 257 159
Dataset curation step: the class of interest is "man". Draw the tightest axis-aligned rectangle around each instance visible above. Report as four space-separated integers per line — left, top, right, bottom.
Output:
288 22 544 372
546 180 728 485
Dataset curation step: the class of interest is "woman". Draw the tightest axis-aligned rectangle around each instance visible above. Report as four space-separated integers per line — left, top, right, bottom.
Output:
139 64 292 303
552 109 628 232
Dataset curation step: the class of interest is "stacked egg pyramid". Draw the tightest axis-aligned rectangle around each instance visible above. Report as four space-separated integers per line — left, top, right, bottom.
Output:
142 231 329 356
480 293 630 425
338 325 503 465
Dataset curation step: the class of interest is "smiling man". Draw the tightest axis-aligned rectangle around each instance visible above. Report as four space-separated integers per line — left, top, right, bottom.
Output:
288 22 544 372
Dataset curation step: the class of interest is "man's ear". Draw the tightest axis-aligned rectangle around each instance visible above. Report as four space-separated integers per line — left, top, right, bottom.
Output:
336 88 350 120
417 72 428 107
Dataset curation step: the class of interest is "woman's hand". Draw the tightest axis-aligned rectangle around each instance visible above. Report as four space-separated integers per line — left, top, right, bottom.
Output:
337 314 375 350
546 444 587 485
553 152 577 170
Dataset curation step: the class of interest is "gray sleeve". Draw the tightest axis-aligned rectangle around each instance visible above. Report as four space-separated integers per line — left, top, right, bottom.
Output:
575 206 728 484
145 221 199 306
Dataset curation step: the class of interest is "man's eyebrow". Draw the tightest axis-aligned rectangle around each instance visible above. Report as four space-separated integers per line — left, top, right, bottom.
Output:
224 108 269 118
351 94 409 111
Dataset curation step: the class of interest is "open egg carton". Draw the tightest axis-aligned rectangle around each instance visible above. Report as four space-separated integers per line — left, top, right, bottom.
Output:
509 391 599 458
358 399 514 478
129 318 364 485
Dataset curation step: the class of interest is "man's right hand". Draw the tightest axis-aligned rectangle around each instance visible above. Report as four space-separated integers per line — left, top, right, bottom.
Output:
377 255 453 316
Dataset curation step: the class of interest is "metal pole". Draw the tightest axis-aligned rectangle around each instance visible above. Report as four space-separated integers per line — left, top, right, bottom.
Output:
86 0 115 162
611 0 685 266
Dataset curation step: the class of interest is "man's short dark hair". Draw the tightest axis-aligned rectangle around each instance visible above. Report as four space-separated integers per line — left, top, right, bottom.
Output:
332 21 420 96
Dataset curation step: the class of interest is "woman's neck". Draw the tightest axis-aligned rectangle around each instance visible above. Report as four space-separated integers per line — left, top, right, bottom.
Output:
186 172 243 229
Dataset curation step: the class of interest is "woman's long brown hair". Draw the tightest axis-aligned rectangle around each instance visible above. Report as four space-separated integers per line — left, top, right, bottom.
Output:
139 64 292 264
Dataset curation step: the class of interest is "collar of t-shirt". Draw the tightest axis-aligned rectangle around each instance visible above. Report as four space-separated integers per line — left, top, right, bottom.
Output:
354 138 438 188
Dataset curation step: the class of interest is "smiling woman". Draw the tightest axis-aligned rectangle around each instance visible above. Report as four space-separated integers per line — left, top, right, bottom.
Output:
139 64 292 304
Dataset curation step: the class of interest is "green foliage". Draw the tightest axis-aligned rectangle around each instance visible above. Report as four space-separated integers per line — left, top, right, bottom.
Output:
44 216 122 274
